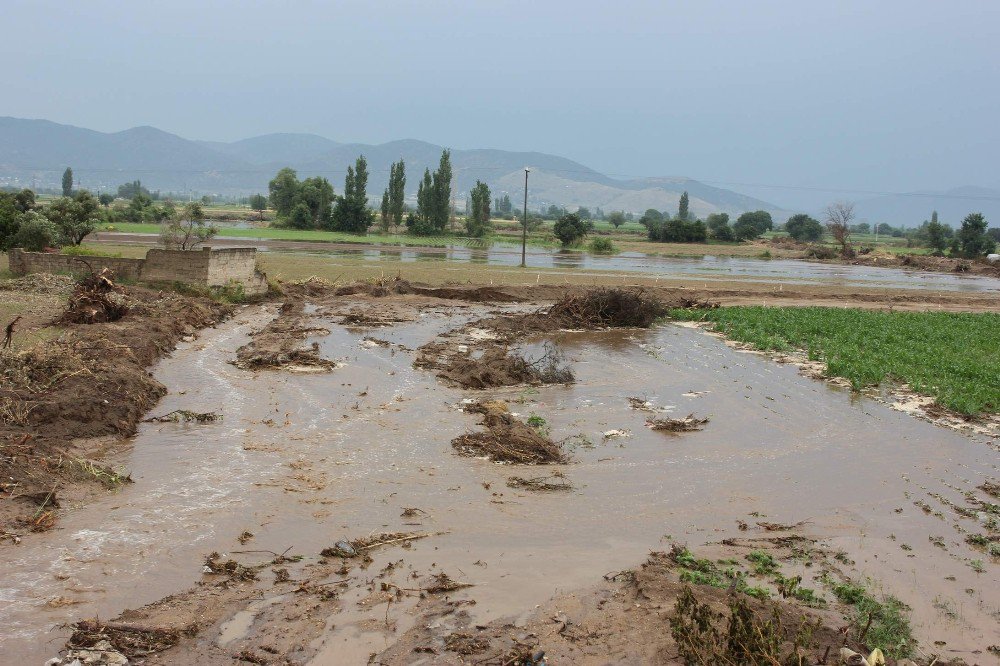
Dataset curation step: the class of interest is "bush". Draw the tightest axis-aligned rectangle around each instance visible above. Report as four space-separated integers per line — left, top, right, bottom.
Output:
649 219 707 243
62 246 122 258
406 213 437 236
785 214 824 242
733 211 773 241
956 212 996 258
11 211 63 251
553 212 591 246
805 245 838 259
589 237 618 254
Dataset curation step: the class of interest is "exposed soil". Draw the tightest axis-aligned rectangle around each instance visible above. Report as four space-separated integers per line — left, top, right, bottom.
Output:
376 538 965 666
845 252 1000 278
0 277 229 541
232 299 336 371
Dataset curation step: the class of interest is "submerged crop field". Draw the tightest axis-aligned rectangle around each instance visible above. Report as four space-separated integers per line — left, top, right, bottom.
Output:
670 306 1000 416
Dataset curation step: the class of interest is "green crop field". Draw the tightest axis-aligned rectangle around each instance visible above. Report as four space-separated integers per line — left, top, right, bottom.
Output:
669 306 1000 416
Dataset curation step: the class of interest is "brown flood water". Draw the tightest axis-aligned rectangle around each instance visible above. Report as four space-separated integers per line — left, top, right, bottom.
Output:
1 303 997 663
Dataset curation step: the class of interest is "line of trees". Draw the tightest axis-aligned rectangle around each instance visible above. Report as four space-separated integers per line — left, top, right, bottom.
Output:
407 150 453 235
635 191 775 244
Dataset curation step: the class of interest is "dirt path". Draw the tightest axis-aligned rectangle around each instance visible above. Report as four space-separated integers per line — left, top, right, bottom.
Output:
6 286 995 665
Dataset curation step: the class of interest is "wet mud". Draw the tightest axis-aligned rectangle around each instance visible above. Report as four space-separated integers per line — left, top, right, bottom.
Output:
1 288 997 665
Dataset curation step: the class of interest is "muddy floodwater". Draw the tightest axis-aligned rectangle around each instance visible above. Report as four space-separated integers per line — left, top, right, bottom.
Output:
2 302 998 663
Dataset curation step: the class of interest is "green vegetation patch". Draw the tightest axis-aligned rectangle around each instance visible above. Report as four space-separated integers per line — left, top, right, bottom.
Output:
669 306 1000 416
829 581 914 658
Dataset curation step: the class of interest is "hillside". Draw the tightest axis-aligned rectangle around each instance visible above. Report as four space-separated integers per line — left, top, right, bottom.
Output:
0 116 786 218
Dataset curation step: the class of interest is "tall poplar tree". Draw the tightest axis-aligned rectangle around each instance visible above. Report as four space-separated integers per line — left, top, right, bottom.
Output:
62 167 74 196
389 159 406 227
431 150 452 231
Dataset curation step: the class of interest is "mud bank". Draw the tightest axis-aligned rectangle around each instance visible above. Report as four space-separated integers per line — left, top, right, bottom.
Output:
0 282 230 540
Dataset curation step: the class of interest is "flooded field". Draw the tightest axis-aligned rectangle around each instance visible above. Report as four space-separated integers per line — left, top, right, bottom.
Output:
90 231 1000 293
3 293 997 664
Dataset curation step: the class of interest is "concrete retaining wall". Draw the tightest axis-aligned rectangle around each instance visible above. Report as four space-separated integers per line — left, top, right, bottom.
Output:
8 247 268 295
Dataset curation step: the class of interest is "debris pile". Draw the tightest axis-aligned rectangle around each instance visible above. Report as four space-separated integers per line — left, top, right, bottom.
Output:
646 414 709 432
234 341 338 371
437 345 573 389
540 288 669 329
203 552 258 581
452 401 566 464
424 572 474 594
321 531 432 559
233 300 337 371
0 273 74 295
65 619 187 660
143 409 222 424
506 473 573 492
60 269 131 325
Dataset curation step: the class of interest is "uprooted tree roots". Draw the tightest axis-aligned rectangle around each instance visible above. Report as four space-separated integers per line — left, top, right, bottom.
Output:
434 344 574 390
59 268 131 325
417 288 712 390
452 401 566 464
530 287 672 330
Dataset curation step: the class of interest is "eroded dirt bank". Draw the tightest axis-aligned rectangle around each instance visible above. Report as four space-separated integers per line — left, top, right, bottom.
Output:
2 279 998 665
0 275 230 541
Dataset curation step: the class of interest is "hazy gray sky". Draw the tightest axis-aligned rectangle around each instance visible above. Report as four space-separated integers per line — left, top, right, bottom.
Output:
3 0 998 208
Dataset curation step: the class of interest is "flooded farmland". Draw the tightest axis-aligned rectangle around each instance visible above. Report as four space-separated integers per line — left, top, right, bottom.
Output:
3 289 997 665
89 232 1000 293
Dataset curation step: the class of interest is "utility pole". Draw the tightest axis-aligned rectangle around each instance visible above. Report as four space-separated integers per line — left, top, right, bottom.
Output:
521 168 529 268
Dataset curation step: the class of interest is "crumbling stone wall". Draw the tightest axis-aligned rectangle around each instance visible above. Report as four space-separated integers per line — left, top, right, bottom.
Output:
6 249 145 280
7 247 268 294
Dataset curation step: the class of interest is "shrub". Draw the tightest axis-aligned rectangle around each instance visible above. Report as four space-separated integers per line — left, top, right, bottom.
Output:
553 212 591 246
11 211 63 251
589 237 618 254
785 214 824 242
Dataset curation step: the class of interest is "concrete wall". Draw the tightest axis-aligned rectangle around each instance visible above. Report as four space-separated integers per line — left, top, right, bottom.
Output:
8 247 268 295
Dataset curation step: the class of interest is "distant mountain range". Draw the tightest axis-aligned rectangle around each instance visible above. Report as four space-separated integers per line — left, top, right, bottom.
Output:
0 117 787 220
3 117 995 226
852 185 1000 228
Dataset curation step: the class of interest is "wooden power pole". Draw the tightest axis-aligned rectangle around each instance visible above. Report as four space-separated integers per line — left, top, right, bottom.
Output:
521 168 529 268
